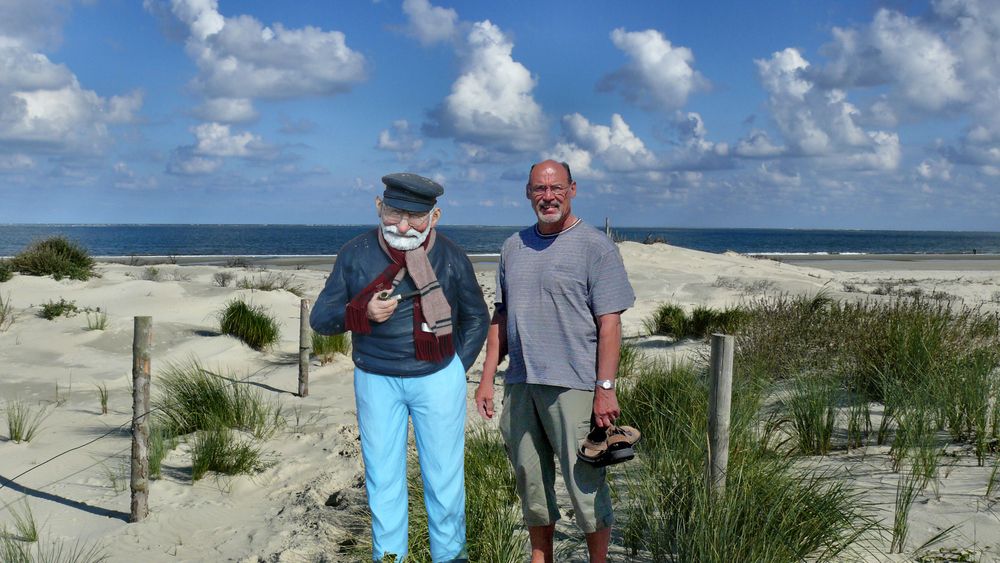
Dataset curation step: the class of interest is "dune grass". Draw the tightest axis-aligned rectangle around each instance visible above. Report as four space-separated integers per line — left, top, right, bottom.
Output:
615 358 872 562
217 298 280 351
94 383 109 415
643 302 745 339
312 332 350 364
148 424 179 480
152 359 284 440
0 292 15 332
787 375 838 455
236 272 304 297
0 260 12 283
9 237 95 281
190 428 272 481
5 401 49 443
85 309 108 331
213 271 235 287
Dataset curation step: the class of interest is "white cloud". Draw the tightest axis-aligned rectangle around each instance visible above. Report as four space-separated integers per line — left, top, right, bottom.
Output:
561 113 656 171
194 97 258 123
376 119 424 156
423 20 547 152
754 47 895 169
191 122 264 157
735 130 784 158
599 28 707 111
402 0 457 45
167 151 221 175
166 0 367 100
543 142 601 180
0 0 71 51
916 157 953 181
0 40 143 152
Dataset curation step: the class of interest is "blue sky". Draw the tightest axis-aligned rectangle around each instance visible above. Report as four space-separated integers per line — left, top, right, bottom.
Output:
1 0 999 229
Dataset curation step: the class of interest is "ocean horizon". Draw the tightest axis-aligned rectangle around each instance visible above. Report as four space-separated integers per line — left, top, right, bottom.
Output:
2 224 1000 257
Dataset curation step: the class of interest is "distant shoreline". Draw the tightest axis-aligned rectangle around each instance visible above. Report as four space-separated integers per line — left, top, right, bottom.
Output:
79 250 1000 273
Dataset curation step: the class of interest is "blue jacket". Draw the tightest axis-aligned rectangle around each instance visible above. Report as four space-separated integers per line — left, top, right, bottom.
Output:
310 228 489 376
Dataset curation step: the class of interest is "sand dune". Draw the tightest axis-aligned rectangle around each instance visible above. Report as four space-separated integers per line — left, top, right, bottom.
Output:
1 243 999 561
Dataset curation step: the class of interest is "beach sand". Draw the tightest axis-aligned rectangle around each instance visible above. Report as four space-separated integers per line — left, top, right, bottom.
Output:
1 242 999 561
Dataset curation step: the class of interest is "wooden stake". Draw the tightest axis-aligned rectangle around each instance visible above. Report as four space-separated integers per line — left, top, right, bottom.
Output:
299 299 311 398
130 316 152 523
707 333 734 495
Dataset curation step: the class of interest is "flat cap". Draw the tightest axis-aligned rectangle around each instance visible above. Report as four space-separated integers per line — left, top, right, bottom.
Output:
381 173 444 213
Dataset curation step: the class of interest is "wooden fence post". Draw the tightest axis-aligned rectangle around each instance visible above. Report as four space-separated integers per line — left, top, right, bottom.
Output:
299 299 311 398
130 316 152 523
605 217 611 237
707 333 734 495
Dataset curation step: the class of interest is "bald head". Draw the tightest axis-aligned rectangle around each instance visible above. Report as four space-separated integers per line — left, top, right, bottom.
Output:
528 160 572 185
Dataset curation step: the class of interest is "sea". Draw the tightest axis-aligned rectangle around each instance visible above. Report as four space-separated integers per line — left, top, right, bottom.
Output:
1 224 999 257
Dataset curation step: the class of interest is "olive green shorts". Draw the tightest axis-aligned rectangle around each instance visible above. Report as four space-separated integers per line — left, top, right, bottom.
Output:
498 383 613 533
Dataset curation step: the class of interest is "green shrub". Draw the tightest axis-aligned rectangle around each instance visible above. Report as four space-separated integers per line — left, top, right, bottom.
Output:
39 298 77 320
312 332 350 364
0 260 12 283
153 359 284 439
218 298 280 351
190 427 271 481
9 237 95 281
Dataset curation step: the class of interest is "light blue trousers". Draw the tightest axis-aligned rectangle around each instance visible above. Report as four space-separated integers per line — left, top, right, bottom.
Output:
354 355 468 562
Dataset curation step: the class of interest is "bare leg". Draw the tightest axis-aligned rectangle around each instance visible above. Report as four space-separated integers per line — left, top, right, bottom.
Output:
585 526 611 563
528 524 555 563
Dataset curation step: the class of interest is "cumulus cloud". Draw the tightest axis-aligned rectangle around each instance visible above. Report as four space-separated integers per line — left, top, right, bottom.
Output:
194 97 258 123
561 113 657 172
543 142 601 180
753 48 897 169
666 111 732 170
599 28 707 111
402 0 457 45
735 130 784 158
166 121 272 175
376 119 424 156
0 39 143 152
0 0 71 51
167 0 367 99
423 20 547 152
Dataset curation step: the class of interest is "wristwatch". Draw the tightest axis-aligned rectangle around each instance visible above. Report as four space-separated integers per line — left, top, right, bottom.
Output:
596 379 615 390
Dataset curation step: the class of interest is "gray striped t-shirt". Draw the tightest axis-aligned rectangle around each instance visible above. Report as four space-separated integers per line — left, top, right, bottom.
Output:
496 220 635 391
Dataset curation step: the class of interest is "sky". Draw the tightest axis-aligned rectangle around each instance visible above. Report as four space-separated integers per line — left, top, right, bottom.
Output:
1 0 1000 229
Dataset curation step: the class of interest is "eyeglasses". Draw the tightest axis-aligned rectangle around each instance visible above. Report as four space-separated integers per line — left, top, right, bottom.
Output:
529 184 570 197
381 205 432 227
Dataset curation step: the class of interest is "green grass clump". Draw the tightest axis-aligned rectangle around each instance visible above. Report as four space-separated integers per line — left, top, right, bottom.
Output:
9 237 95 281
643 302 746 339
190 428 271 481
0 260 12 283
39 298 78 320
464 426 525 563
5 401 49 443
152 359 284 439
616 359 871 562
312 332 350 364
85 308 108 330
218 298 280 351
788 375 838 455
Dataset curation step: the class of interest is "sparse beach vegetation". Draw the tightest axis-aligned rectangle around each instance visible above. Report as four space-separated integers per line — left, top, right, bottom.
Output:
39 298 78 320
5 401 49 443
85 308 108 330
0 260 12 283
217 298 281 351
0 292 15 331
9 237 95 281
237 272 305 297
213 271 235 287
312 332 350 364
94 383 109 414
141 266 160 281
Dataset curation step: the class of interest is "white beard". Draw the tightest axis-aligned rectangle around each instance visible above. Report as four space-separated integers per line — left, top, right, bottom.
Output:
381 223 430 251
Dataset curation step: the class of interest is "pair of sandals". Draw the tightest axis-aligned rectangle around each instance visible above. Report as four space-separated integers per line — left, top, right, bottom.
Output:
577 424 642 468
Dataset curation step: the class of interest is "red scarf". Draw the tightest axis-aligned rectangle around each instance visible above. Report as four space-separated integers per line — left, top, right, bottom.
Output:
344 229 454 362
